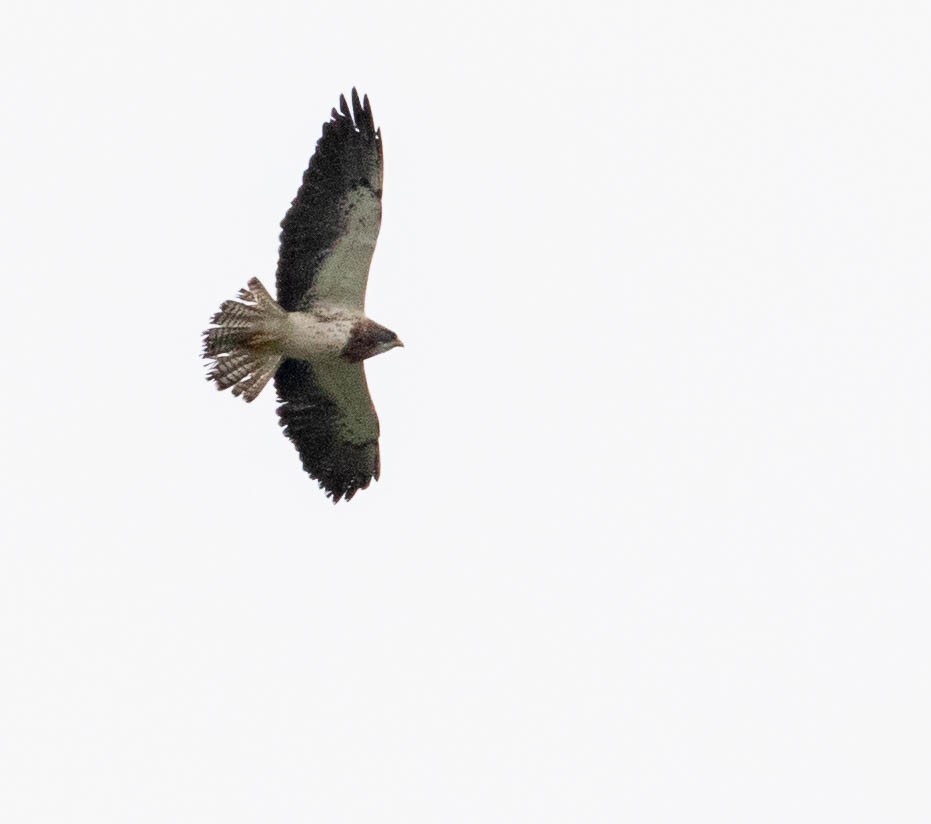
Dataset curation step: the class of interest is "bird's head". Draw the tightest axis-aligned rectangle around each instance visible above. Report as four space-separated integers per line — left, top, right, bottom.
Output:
342 319 404 362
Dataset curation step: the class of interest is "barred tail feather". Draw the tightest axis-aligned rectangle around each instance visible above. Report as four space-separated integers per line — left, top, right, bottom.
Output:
202 277 285 403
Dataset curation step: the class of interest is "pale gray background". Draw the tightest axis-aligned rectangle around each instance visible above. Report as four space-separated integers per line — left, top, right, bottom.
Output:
2 1 929 821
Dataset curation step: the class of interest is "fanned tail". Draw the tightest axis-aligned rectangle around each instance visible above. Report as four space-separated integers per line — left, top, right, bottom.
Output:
202 277 285 402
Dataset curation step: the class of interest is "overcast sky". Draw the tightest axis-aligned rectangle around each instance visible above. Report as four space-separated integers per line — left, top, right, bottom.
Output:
2 1 930 821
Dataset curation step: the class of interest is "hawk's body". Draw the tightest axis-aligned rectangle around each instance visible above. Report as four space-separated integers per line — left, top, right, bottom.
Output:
202 90 402 502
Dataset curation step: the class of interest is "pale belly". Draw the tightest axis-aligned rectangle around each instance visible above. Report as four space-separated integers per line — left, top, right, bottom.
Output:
279 309 358 361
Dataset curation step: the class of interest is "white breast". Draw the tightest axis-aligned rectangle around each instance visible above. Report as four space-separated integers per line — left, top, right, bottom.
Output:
280 307 360 361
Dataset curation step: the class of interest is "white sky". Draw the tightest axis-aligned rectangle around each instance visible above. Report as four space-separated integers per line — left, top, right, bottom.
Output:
2 1 930 821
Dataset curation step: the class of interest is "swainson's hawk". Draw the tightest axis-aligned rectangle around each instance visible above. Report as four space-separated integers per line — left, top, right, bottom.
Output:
202 89 402 502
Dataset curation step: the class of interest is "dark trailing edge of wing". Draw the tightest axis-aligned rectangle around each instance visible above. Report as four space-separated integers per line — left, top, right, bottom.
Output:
274 358 380 503
275 88 383 312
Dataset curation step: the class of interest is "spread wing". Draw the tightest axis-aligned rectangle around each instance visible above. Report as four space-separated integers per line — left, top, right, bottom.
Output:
275 357 380 502
275 89 383 312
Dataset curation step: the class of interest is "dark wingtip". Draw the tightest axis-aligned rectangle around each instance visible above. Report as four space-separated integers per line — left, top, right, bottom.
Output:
347 88 375 136
325 483 352 504
320 471 375 503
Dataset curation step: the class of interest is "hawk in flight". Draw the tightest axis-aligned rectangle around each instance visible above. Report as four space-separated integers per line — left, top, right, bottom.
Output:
202 89 402 502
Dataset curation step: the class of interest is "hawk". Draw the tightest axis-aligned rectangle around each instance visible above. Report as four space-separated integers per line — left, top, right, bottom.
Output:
202 89 402 502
